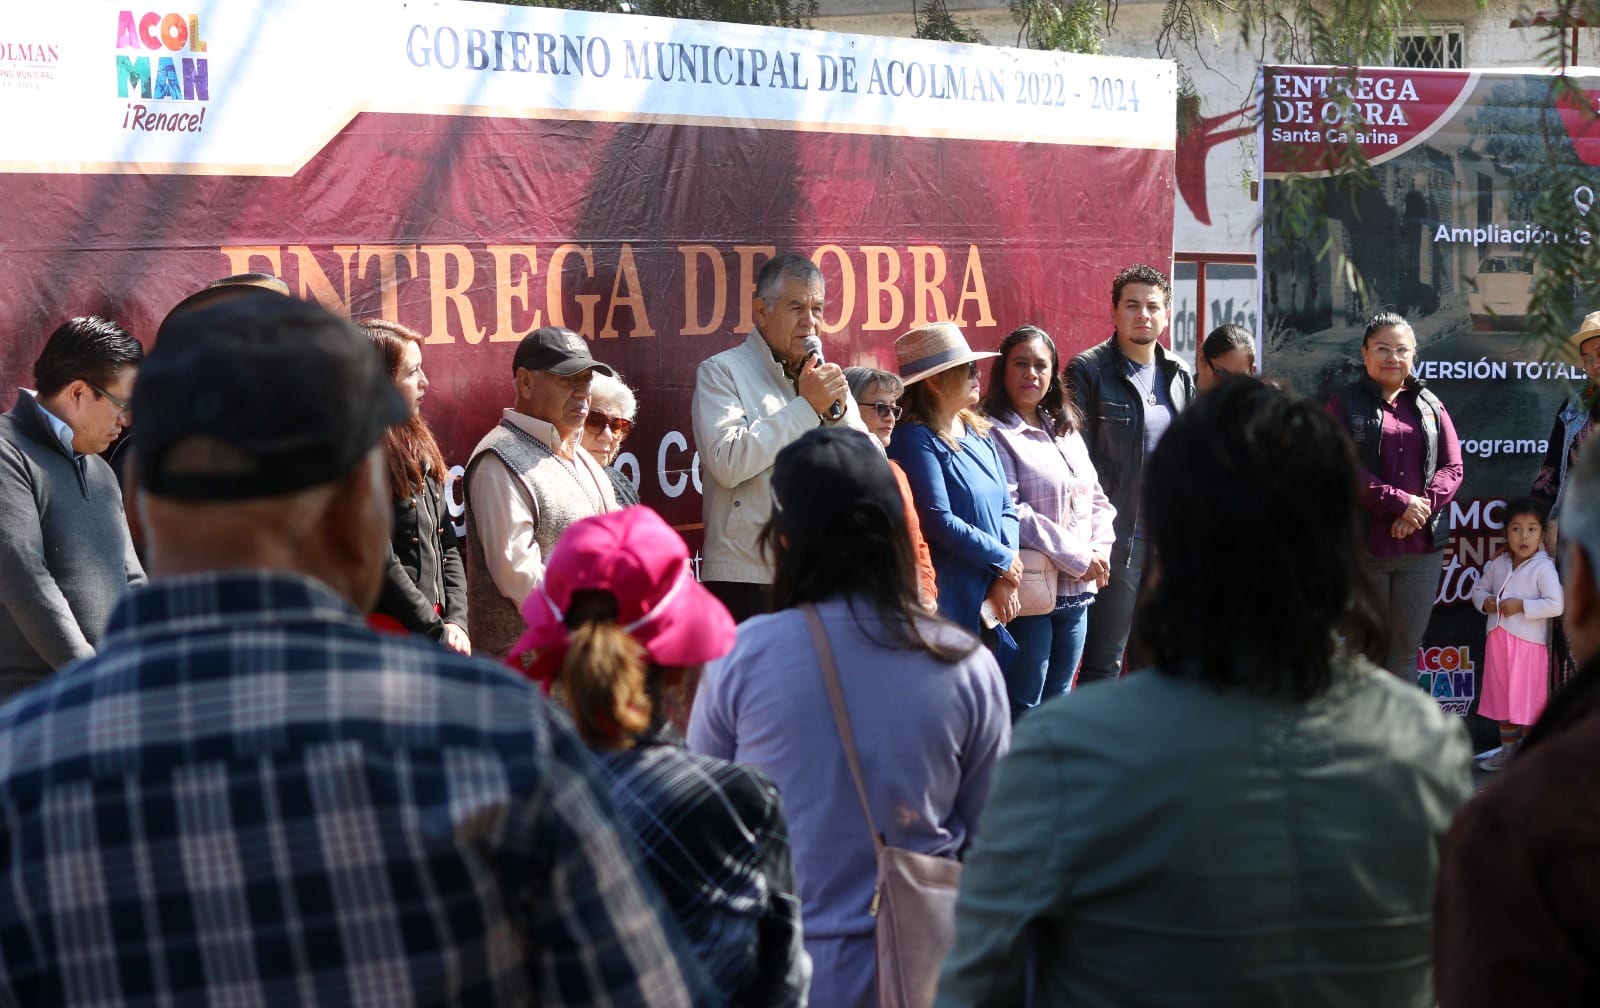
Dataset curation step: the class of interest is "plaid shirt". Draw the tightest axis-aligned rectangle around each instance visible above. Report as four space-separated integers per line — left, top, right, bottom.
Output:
0 571 714 1007
596 730 808 1006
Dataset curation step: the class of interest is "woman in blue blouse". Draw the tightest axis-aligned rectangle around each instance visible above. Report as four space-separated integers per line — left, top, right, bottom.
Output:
887 322 1021 638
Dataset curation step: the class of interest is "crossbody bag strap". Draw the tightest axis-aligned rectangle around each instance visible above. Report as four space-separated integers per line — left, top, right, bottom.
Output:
800 603 885 858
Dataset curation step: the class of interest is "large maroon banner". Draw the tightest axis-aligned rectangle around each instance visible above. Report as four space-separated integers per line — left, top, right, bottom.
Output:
1 0 1176 536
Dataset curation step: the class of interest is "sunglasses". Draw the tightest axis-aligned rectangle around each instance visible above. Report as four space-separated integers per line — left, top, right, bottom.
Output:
865 402 903 421
584 411 634 437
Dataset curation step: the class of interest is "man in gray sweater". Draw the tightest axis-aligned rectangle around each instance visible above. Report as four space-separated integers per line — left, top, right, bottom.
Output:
0 316 145 699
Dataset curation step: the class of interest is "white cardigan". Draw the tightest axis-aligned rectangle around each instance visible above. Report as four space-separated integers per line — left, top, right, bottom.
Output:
1470 549 1564 646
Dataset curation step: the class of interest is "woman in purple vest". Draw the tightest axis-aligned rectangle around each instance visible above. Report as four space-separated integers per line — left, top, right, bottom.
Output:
1326 311 1463 679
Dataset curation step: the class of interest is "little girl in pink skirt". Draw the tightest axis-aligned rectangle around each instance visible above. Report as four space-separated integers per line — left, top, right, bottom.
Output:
1472 497 1565 771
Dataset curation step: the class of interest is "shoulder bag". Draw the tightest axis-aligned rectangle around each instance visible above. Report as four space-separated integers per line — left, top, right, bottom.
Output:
801 603 961 1008
996 423 1074 618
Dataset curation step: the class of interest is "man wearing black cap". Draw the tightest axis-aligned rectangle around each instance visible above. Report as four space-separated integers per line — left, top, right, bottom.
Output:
465 326 621 659
0 293 711 1006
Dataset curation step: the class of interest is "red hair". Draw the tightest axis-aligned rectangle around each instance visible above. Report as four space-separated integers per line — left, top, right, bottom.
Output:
362 320 448 496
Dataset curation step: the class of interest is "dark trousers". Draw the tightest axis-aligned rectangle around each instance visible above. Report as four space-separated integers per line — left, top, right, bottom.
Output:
1077 535 1146 685
703 581 772 625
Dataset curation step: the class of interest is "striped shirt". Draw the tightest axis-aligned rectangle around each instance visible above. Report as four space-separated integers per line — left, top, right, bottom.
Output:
0 570 713 1007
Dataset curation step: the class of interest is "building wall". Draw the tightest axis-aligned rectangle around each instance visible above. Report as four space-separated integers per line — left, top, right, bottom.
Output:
813 0 1596 351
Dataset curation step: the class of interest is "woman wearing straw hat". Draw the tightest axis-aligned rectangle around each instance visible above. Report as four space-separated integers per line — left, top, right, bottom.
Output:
1531 309 1600 691
507 506 810 1005
887 321 1022 638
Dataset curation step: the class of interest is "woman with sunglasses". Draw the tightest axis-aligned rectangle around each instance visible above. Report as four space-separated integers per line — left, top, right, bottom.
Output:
982 326 1114 718
581 372 641 506
887 322 1021 641
362 320 471 654
845 366 938 611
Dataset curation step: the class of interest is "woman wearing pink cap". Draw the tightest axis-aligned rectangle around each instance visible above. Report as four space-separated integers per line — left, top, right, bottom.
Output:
507 506 809 1006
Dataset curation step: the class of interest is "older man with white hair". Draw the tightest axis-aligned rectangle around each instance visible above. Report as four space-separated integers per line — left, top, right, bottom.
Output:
691 252 868 622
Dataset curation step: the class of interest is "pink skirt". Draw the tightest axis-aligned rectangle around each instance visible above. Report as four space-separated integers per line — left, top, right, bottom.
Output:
1479 626 1549 726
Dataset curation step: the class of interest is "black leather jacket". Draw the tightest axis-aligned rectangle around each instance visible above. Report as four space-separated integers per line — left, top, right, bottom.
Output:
1065 336 1196 552
377 472 468 639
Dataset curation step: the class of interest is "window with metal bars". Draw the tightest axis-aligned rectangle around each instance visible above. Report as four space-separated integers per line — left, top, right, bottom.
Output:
1393 26 1464 68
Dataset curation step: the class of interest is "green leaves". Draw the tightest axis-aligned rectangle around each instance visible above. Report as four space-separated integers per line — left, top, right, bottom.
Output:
1009 0 1105 54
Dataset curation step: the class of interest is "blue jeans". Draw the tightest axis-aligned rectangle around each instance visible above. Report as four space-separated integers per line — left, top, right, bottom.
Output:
1004 593 1092 719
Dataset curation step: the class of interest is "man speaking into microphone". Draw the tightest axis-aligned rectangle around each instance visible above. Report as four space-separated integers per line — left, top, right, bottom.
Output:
693 253 868 621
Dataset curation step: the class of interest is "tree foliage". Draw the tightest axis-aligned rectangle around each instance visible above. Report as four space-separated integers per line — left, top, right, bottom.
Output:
912 0 988 44
486 0 817 29
1010 0 1105 54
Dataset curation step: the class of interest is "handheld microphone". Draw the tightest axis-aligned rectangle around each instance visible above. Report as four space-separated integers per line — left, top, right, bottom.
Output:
802 336 844 420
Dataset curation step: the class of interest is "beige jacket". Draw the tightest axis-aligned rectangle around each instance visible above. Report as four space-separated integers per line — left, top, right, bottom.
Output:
691 330 866 584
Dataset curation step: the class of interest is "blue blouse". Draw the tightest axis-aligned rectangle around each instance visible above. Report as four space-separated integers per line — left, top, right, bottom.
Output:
888 421 1019 633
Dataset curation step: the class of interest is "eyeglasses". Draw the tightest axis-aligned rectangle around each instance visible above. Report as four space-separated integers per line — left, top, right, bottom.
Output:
1367 344 1415 361
584 411 634 437
967 362 981 379
865 402 903 421
1209 363 1253 380
86 381 130 419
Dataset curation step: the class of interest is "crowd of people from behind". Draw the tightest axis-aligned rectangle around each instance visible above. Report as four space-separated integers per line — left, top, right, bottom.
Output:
0 254 1597 1005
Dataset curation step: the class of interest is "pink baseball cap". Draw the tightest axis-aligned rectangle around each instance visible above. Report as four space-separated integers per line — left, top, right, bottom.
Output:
507 506 737 686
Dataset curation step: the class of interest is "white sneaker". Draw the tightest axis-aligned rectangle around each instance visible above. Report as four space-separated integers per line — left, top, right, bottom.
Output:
1480 745 1517 772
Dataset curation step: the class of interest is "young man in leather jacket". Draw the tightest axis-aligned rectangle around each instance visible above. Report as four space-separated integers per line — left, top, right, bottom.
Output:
1064 264 1196 685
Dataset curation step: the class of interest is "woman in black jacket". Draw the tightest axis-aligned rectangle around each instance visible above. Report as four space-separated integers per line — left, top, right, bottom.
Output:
362 320 470 654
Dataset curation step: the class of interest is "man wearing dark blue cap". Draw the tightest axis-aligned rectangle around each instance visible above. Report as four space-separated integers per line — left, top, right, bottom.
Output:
0 293 713 1007
465 325 621 659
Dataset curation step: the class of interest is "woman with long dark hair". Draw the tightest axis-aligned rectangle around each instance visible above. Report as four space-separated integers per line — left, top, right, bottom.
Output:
982 325 1115 717
362 320 470 653
940 378 1472 1006
507 507 809 1006
690 427 1009 1008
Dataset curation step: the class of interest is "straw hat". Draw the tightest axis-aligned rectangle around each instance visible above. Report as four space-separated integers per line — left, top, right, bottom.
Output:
894 322 999 386
1572 311 1600 360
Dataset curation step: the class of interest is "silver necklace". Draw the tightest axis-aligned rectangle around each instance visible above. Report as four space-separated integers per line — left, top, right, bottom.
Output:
1128 362 1158 406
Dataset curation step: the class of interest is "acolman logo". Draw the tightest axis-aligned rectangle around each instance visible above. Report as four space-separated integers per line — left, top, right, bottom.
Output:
114 10 210 133
0 38 61 92
1415 645 1475 717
